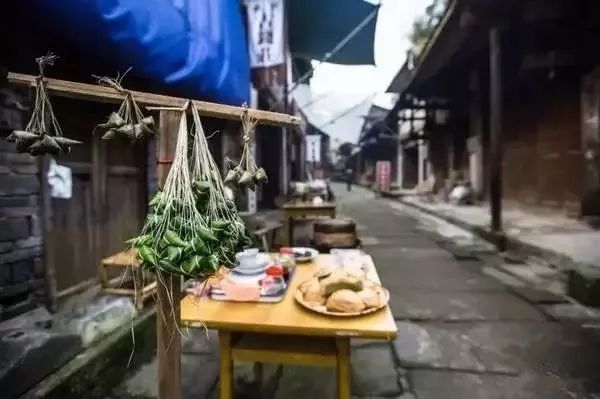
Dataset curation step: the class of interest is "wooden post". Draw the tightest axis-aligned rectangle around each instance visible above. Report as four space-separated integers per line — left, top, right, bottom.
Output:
489 27 503 234
39 155 57 312
156 110 182 399
92 133 108 287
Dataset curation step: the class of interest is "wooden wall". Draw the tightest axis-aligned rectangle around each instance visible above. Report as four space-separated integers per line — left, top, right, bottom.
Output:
44 97 148 295
0 87 46 319
502 77 583 215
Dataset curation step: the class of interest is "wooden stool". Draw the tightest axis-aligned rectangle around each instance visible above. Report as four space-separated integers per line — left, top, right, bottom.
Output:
100 249 157 311
313 219 360 253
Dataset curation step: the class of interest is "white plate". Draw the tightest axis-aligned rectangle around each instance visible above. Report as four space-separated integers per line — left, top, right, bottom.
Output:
292 247 319 263
232 266 267 275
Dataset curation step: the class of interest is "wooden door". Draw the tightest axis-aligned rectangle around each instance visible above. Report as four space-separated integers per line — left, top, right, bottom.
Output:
48 98 147 294
102 139 147 260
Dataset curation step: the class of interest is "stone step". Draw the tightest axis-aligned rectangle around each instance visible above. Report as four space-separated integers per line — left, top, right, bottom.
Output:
567 268 600 308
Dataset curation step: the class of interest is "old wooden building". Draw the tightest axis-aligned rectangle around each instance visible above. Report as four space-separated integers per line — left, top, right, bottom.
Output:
0 3 235 319
393 0 600 221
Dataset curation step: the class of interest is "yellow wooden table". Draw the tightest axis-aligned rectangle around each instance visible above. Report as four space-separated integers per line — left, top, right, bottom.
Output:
282 201 336 246
180 254 397 399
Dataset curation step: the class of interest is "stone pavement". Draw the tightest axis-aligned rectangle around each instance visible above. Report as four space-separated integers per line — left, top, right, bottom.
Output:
400 195 600 272
114 184 600 399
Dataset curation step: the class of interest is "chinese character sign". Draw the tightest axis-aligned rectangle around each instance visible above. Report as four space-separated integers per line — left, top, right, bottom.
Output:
246 0 284 68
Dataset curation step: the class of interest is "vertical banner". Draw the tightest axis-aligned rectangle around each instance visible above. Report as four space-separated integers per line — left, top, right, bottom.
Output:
376 161 391 192
305 135 322 163
246 0 284 68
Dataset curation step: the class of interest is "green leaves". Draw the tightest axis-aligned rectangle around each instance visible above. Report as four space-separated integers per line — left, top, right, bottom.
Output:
163 230 187 247
190 237 209 255
126 234 152 248
138 246 158 266
197 226 218 242
130 138 255 280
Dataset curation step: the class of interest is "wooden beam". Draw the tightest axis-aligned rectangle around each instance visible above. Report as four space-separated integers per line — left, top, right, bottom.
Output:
156 110 182 399
521 52 575 70
7 72 301 128
489 27 503 234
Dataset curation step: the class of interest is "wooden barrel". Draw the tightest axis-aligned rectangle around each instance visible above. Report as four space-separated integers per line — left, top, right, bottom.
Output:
313 219 359 251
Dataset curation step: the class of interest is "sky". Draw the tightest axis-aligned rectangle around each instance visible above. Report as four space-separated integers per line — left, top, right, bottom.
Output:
298 0 431 148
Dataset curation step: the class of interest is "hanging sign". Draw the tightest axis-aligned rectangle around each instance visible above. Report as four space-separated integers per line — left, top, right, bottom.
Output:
246 0 285 68
305 135 321 163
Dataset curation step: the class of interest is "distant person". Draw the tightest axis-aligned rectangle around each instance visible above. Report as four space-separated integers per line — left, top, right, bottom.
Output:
326 179 335 201
345 168 353 192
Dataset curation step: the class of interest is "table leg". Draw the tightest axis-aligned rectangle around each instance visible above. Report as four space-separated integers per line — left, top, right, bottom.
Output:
219 331 233 399
335 338 351 399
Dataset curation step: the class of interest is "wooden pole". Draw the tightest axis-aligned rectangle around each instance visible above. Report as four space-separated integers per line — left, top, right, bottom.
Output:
156 110 182 399
7 72 301 128
39 155 57 312
489 27 503 234
281 0 290 194
92 133 108 287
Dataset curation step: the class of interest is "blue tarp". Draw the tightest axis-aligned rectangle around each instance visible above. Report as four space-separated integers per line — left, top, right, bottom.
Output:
35 0 250 105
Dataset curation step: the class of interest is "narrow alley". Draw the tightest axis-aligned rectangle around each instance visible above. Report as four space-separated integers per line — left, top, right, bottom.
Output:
116 183 600 399
3 2 600 399
330 183 600 399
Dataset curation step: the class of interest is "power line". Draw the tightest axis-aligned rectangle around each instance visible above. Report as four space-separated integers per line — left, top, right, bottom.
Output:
316 92 377 131
297 92 330 110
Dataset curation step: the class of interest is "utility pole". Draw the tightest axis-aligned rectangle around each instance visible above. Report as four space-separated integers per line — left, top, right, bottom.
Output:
489 26 503 235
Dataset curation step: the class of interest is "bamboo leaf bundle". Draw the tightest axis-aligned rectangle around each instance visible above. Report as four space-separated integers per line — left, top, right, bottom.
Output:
94 68 155 142
5 52 81 155
223 105 268 191
128 104 252 281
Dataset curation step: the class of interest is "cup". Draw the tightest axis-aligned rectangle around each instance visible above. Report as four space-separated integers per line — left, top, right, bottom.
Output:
243 248 259 256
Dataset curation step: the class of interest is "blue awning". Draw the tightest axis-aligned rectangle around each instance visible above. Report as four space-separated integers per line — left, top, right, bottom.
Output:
289 0 378 65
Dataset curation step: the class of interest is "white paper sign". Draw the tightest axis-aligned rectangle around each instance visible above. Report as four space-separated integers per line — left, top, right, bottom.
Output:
305 135 321 163
246 0 284 68
47 159 72 199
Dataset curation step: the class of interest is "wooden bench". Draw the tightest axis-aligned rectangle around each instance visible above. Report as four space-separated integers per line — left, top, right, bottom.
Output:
251 221 283 252
239 212 283 252
100 249 157 311
415 178 436 202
